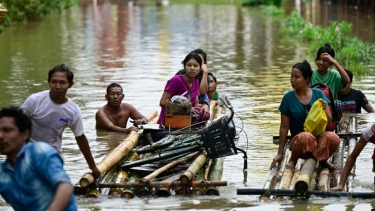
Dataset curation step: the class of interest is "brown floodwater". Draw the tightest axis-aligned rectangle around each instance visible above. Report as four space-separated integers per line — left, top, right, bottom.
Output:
1 0 375 210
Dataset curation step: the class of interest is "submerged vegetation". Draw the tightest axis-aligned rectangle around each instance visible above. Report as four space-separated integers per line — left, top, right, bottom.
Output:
242 0 283 6
0 0 77 32
282 11 375 77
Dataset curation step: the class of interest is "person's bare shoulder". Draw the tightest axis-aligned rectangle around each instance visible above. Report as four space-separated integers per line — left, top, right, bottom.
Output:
96 105 106 116
121 103 137 111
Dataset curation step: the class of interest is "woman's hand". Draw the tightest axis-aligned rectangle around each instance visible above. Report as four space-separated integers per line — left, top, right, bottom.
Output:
270 153 283 170
319 98 328 111
321 52 336 64
202 63 208 73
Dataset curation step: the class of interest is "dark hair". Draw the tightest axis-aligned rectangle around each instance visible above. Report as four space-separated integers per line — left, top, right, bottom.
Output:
181 52 203 68
344 69 353 82
106 83 123 94
292 60 313 83
0 107 32 143
315 43 335 61
192 49 207 64
48 63 74 83
208 72 217 82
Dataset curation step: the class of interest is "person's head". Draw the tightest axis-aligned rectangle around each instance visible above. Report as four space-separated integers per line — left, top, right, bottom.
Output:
192 49 207 64
105 83 124 106
345 69 353 83
182 52 202 79
339 69 353 95
315 43 335 71
48 63 74 84
0 107 32 156
48 64 74 97
291 60 313 90
208 72 218 93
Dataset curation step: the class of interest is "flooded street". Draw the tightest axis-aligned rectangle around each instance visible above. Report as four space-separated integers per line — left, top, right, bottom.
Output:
1 0 375 210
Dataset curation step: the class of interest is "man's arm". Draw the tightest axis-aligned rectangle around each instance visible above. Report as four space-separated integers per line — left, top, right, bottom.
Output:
96 110 130 133
75 134 101 178
47 182 74 211
128 104 148 125
331 134 367 191
363 104 375 113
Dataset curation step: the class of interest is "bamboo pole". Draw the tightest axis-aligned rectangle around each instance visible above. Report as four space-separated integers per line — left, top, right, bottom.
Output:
109 151 139 196
295 158 316 194
204 159 213 180
138 151 200 183
332 139 345 187
120 188 135 199
289 170 300 190
137 187 151 197
318 168 330 191
308 169 318 191
259 165 279 202
120 173 141 198
109 170 128 196
180 153 208 185
155 186 171 197
86 188 101 198
274 151 292 202
214 106 223 120
237 188 375 198
86 160 120 198
192 187 205 195
209 100 218 120
79 110 158 188
205 157 224 196
74 182 87 195
99 180 227 188
120 151 153 199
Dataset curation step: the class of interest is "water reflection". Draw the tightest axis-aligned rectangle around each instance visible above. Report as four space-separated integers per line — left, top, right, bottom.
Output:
0 0 375 210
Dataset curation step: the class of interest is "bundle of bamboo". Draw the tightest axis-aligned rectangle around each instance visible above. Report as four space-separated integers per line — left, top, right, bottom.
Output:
75 97 240 198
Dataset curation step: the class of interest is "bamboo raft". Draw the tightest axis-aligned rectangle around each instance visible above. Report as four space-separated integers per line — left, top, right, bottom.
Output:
75 97 246 198
238 113 373 199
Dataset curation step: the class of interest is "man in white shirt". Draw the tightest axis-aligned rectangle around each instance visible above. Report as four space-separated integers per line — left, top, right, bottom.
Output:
21 63 100 178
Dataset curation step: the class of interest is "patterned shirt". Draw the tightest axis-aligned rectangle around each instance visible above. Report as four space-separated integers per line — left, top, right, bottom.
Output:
0 142 77 211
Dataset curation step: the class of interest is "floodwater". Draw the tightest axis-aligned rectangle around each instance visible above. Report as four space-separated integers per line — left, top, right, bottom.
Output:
0 0 375 210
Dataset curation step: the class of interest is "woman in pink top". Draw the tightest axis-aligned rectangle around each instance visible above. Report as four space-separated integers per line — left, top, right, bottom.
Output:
157 52 210 125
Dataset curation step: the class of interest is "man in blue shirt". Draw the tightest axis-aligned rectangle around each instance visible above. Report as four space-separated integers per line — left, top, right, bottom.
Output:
0 107 77 211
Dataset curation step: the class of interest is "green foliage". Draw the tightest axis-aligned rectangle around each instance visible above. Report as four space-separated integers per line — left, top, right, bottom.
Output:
0 0 77 30
261 5 284 16
242 0 283 7
282 11 375 77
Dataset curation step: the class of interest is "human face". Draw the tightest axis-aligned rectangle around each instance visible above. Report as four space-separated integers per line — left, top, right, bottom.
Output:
290 68 308 90
315 53 331 72
184 59 201 79
48 72 73 98
106 87 124 107
339 82 351 95
208 75 217 92
0 117 28 157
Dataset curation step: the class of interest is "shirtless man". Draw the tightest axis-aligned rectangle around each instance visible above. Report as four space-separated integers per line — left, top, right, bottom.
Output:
96 83 148 133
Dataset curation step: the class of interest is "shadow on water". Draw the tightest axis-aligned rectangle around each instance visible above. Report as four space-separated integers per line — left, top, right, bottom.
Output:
1 0 375 210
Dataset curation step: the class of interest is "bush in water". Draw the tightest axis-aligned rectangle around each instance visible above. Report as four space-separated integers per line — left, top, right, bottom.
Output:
0 0 77 32
282 10 375 78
